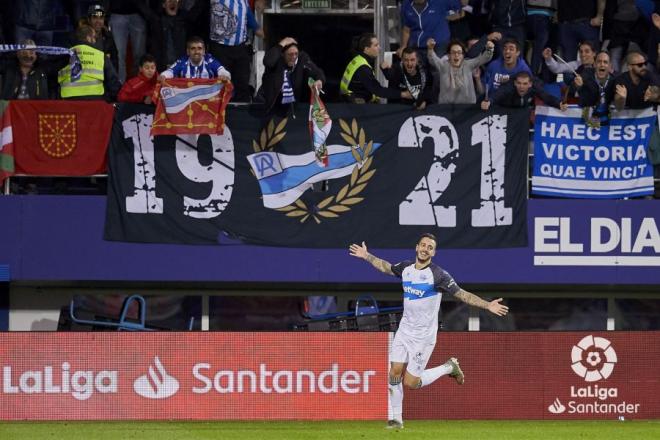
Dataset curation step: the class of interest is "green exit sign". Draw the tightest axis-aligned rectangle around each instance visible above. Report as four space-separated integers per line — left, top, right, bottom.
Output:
302 0 331 8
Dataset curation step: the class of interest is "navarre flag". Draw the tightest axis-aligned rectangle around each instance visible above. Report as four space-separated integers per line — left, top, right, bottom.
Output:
11 100 114 176
247 143 381 209
0 101 14 184
308 78 331 166
151 78 233 136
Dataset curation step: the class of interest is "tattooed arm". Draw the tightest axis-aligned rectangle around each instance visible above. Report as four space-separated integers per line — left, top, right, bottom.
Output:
349 241 394 275
455 289 509 316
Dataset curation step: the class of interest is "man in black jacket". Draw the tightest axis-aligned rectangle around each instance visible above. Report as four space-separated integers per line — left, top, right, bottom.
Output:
0 40 50 99
481 71 567 110
257 37 326 117
382 48 434 109
137 0 205 72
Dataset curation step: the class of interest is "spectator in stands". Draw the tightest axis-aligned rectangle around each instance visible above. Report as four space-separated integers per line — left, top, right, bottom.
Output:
58 24 121 100
612 51 659 110
340 33 412 104
490 0 527 50
118 53 158 103
526 0 557 77
482 37 532 93
556 0 604 62
15 0 74 47
427 37 494 104
159 35 230 80
606 0 649 73
542 42 596 77
382 47 434 109
207 0 265 103
256 37 325 117
137 0 205 72
648 7 660 69
481 71 568 110
465 32 502 98
398 0 463 62
573 50 614 126
0 39 49 99
81 5 119 75
108 0 147 83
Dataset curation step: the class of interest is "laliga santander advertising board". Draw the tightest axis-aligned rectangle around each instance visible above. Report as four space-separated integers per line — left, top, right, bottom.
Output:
2 331 659 420
0 333 388 421
405 332 660 420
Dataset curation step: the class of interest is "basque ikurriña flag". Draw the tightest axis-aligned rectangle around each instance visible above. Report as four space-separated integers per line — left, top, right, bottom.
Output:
151 78 233 136
308 78 331 166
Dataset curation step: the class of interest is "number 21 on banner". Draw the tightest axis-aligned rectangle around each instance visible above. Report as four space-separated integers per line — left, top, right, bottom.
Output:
398 115 512 227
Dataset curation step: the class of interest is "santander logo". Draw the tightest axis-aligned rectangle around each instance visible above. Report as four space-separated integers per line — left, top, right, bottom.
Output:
133 357 179 399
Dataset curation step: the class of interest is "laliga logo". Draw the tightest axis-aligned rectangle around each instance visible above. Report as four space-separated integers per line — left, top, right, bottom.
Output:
134 356 179 399
571 335 617 382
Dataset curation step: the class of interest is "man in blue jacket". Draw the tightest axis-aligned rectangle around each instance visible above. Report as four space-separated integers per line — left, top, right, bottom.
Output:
398 0 463 62
482 37 532 93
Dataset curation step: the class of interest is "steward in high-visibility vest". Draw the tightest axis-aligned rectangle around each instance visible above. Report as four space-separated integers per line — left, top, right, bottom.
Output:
59 25 121 100
339 33 410 104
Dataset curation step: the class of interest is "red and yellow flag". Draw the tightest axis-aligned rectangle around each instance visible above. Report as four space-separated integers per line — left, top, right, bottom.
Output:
11 101 114 176
151 78 233 136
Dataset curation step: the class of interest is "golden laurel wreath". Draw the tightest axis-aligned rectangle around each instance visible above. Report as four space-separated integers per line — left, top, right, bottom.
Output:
252 117 376 224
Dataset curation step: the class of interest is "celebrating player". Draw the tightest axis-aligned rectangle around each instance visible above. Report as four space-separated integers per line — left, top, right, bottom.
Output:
349 233 509 429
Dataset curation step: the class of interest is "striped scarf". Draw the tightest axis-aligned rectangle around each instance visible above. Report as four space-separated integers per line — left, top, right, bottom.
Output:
281 69 295 104
0 44 81 82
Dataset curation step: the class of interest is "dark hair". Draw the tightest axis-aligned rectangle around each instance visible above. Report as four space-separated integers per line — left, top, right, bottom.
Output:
578 40 597 53
356 32 377 53
401 47 417 57
139 53 157 66
514 71 532 81
186 35 205 48
595 50 610 59
502 38 520 52
446 39 467 55
417 233 437 247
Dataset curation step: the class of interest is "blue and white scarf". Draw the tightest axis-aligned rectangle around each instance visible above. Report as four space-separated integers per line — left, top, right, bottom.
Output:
0 44 81 82
281 69 295 104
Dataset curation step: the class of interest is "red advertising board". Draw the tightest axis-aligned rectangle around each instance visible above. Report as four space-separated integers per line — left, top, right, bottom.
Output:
0 333 388 421
405 332 660 420
1 332 658 421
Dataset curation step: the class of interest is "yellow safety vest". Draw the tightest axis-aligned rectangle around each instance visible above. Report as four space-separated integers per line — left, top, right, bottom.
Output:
339 54 378 102
58 44 105 98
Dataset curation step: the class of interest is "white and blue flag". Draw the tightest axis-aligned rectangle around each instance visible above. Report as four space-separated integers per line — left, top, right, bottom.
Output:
532 106 655 199
160 83 223 114
247 143 381 209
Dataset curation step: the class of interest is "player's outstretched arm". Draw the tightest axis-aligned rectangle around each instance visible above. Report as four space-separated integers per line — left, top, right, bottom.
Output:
349 241 394 275
454 289 509 316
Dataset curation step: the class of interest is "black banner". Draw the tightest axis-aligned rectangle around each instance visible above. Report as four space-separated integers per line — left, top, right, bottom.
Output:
105 103 529 248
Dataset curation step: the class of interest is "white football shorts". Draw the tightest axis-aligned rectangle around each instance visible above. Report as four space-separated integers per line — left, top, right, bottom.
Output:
390 330 436 378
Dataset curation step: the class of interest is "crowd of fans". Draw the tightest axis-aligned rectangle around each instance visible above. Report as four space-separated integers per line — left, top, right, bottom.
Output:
0 1 658 113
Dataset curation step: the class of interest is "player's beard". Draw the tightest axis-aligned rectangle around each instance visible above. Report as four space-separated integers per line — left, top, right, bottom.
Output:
416 251 431 265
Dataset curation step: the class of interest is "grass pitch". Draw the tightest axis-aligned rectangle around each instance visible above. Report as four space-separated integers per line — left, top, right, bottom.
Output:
1 420 659 440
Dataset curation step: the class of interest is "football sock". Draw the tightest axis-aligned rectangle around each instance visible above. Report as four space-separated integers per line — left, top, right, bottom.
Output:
388 377 403 422
419 362 453 388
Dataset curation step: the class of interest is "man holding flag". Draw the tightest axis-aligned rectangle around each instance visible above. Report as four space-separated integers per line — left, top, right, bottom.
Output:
159 36 231 81
152 36 233 136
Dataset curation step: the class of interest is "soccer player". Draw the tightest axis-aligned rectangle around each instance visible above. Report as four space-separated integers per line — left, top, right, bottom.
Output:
349 233 509 429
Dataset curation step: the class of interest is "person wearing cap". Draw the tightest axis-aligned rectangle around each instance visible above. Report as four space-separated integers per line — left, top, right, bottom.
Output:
81 4 119 74
257 37 325 117
0 39 50 99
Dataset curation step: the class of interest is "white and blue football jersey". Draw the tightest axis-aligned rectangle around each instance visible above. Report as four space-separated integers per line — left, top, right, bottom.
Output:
391 260 460 339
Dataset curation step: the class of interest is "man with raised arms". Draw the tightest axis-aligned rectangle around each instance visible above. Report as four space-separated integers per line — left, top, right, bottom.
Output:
349 233 509 429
